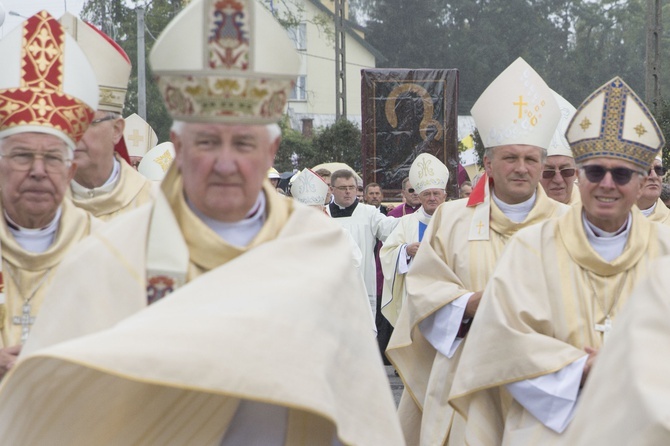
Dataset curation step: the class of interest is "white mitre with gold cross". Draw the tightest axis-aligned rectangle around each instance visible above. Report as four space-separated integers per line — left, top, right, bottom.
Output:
471 57 560 150
547 91 576 158
138 142 175 181
149 0 300 124
291 169 329 207
408 153 449 194
124 113 159 158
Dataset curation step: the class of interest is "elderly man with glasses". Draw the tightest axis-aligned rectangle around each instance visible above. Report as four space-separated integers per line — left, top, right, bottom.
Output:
0 12 101 376
636 155 670 224
0 2 404 445
388 177 422 217
449 77 670 445
59 13 155 221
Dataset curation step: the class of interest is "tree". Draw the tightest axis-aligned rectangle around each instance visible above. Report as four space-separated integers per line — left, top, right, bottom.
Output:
311 119 363 171
275 118 318 171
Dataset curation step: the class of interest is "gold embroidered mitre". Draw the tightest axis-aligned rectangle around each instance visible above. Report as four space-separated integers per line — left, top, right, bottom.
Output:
409 153 449 194
566 77 664 171
471 57 560 150
59 13 131 115
123 113 159 158
0 11 99 149
291 169 329 206
149 0 301 124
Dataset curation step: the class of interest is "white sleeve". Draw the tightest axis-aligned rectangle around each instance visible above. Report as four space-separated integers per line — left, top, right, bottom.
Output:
397 244 410 274
372 210 400 243
418 292 473 358
505 355 588 434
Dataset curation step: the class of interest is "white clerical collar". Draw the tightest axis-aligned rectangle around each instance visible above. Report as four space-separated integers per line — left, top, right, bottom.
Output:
71 157 121 198
640 201 657 217
5 207 61 253
187 192 266 247
492 191 537 223
582 212 631 262
415 206 433 225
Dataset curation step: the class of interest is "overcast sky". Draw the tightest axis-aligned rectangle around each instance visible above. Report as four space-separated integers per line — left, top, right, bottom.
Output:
0 0 85 37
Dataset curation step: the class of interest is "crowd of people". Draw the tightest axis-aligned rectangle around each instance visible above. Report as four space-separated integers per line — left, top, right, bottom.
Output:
0 0 667 444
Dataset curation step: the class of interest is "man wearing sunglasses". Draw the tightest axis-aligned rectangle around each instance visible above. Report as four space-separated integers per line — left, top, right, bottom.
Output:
636 156 670 224
388 177 422 217
540 93 580 205
451 77 670 445
386 58 567 445
60 14 155 222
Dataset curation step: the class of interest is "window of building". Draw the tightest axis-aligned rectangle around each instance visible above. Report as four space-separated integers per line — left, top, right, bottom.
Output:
290 75 307 101
288 23 307 51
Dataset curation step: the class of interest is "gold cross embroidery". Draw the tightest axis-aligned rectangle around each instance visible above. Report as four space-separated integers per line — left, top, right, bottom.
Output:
513 96 528 119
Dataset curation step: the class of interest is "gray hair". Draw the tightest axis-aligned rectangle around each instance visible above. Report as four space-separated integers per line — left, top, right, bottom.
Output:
171 120 281 141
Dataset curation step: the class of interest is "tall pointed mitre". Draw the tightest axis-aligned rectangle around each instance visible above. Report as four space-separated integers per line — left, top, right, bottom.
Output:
149 0 301 124
409 153 449 194
0 11 99 149
59 12 131 115
566 76 664 171
548 91 576 158
291 169 329 206
471 57 560 150
138 142 175 181
124 113 159 158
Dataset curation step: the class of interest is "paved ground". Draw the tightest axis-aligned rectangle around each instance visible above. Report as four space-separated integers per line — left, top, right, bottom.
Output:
385 365 404 406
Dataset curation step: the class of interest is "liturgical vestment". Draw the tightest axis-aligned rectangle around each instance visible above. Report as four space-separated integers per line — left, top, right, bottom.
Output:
387 186 567 446
448 207 670 445
642 198 670 225
0 198 100 348
69 154 156 221
379 206 432 326
6 166 403 446
560 255 670 445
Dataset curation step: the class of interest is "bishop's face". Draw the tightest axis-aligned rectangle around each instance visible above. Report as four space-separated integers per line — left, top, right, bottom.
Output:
485 144 544 204
172 122 278 222
578 157 645 232
0 133 75 228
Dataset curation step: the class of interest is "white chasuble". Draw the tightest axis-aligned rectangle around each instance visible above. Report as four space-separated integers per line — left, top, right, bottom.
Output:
562 255 670 445
386 186 567 446
449 206 670 446
12 165 403 446
0 199 100 348
379 207 431 326
643 198 670 225
69 154 157 221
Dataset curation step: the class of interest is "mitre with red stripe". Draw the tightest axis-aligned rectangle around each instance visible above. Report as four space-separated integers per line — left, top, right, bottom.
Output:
0 11 99 150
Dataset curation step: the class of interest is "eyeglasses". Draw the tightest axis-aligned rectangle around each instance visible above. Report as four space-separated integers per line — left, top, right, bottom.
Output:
406 188 416 194
581 165 643 186
542 168 576 179
0 151 72 173
648 165 666 176
90 115 116 125
334 186 357 191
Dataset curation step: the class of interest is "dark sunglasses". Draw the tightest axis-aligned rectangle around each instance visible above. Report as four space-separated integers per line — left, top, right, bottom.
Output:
582 165 642 186
648 165 666 176
542 168 576 179
407 188 416 194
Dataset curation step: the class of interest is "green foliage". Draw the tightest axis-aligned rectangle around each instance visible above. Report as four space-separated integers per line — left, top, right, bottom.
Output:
275 118 318 172
311 119 363 171
472 128 485 169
